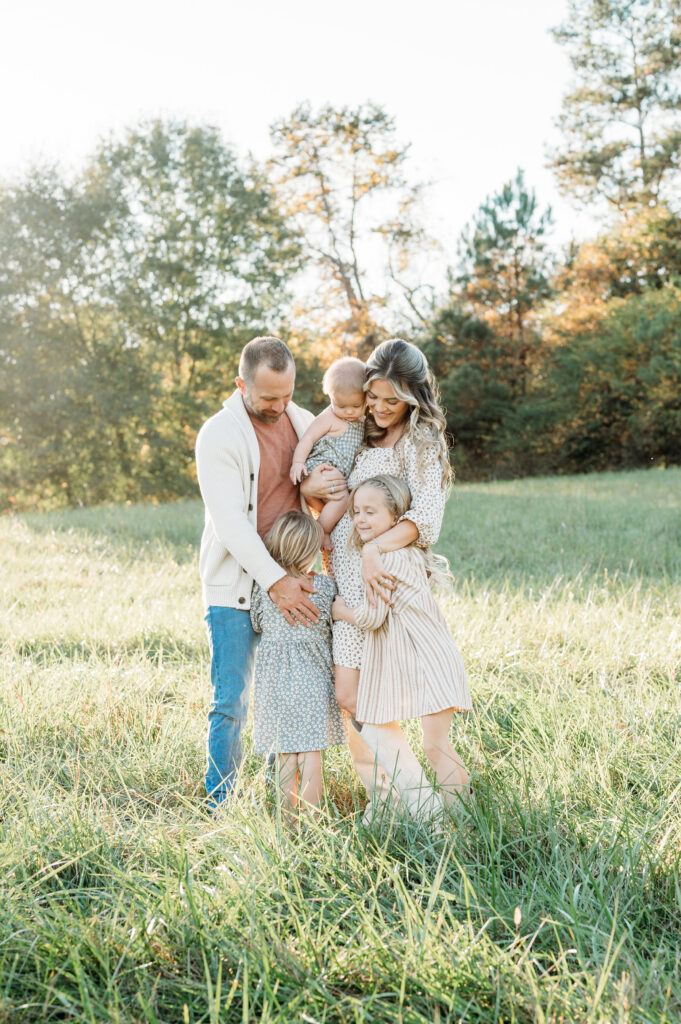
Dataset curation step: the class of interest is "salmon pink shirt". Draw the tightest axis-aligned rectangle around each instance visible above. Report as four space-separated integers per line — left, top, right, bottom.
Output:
248 412 301 540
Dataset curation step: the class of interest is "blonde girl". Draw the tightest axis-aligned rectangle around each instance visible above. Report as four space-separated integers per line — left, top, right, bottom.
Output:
250 510 344 815
290 357 366 549
331 475 472 821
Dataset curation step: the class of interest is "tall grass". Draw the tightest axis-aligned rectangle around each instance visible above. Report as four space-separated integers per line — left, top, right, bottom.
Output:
1 468 679 1022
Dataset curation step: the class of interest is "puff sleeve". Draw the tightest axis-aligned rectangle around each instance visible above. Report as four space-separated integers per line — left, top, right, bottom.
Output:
398 436 447 548
352 597 391 632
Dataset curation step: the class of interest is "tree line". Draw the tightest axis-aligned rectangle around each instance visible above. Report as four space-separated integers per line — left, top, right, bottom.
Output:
2 0 680 509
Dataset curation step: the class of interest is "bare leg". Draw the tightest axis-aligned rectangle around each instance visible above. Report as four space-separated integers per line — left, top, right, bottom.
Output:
420 709 470 807
297 751 323 812
335 669 392 814
361 722 444 821
334 665 359 717
277 752 300 820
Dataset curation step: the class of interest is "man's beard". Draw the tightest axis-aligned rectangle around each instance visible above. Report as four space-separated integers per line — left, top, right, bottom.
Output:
242 395 283 423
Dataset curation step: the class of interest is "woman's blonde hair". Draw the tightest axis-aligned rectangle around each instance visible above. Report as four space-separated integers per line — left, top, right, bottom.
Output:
362 339 452 490
264 510 322 575
349 473 453 593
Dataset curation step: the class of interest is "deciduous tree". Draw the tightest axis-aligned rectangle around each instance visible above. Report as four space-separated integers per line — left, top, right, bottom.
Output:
270 103 434 358
0 121 301 508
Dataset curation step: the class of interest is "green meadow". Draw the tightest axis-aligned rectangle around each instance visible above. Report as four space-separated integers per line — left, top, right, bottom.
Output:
1 468 680 1023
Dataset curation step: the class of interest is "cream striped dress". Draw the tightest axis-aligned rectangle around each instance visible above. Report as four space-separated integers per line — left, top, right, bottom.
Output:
354 547 472 725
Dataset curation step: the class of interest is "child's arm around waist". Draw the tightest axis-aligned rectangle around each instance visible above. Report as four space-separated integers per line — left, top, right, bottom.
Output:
331 593 391 631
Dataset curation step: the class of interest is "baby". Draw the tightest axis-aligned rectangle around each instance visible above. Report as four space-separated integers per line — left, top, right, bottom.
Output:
290 356 366 549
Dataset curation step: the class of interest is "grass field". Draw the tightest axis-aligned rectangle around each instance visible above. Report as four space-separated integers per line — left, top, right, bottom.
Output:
1 468 680 1023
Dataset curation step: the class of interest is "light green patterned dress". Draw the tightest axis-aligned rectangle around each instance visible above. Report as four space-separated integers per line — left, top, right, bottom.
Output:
250 574 345 754
305 419 365 479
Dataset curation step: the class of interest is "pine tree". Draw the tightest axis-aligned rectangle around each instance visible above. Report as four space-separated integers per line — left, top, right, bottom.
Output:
456 169 553 396
551 0 681 211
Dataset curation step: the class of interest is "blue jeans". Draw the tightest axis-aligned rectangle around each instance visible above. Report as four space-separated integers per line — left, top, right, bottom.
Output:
204 606 258 806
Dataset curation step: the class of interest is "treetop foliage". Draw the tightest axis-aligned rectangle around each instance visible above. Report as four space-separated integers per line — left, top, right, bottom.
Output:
269 102 436 358
0 121 301 509
551 0 681 211
3 4 681 510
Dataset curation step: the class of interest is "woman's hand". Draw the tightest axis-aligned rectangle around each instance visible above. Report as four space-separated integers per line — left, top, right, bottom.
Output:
361 541 396 607
331 596 354 623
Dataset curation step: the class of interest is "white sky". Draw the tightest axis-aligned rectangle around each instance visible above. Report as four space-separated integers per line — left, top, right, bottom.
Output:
1 0 598 265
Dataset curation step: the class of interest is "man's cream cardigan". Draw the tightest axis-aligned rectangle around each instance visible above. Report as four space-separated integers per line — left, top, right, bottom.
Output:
195 390 314 610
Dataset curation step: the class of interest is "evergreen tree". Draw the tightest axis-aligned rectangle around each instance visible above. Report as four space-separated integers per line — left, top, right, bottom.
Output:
455 169 553 397
551 0 681 211
420 307 514 466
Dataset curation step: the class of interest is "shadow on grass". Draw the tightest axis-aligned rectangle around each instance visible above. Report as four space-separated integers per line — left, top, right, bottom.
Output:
16 499 205 565
9 632 206 666
438 479 681 591
10 470 681 587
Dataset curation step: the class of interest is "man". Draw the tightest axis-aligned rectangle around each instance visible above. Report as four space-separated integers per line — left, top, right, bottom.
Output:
195 336 345 807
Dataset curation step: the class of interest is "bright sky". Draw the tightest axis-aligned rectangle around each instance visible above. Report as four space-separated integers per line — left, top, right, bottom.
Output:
1 0 597 263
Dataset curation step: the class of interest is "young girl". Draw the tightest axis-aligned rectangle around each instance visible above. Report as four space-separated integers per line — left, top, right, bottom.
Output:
250 509 344 816
331 474 472 822
289 357 366 549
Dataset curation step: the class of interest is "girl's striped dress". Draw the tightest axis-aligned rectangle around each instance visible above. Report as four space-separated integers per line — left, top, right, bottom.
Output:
354 547 471 725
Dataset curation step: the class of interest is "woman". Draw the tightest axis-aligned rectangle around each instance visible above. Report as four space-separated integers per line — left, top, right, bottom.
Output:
303 338 467 821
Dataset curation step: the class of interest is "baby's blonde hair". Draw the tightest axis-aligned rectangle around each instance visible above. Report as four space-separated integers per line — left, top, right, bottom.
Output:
322 356 366 398
264 510 322 575
348 473 452 592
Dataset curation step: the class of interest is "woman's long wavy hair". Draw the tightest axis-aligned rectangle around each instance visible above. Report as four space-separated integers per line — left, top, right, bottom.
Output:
362 339 452 489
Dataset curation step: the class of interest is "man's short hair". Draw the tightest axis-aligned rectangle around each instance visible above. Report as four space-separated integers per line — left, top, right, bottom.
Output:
238 336 295 385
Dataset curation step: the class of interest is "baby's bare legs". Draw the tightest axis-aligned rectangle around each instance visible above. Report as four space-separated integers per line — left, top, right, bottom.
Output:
420 709 470 806
319 492 349 549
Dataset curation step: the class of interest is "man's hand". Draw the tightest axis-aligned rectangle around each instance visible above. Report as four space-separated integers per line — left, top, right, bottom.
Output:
361 541 396 607
300 463 347 504
269 575 320 627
